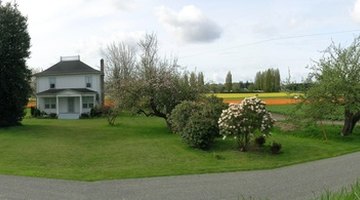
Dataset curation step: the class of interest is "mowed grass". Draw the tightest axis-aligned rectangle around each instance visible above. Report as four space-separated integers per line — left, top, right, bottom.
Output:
0 115 359 181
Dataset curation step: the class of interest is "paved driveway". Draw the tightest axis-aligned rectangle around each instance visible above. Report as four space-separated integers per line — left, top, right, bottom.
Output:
1 152 360 200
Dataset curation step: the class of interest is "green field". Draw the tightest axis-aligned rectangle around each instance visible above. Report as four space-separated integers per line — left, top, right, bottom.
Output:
212 92 302 100
0 115 359 181
266 104 345 121
266 104 300 115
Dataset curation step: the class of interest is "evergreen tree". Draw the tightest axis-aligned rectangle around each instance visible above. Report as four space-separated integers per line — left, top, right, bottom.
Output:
225 71 232 92
189 72 197 87
197 72 205 87
197 72 205 92
253 68 281 92
254 72 261 90
0 3 31 127
183 73 189 86
274 68 281 91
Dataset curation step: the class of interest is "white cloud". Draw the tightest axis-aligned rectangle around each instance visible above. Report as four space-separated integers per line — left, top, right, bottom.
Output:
155 5 222 43
352 0 360 23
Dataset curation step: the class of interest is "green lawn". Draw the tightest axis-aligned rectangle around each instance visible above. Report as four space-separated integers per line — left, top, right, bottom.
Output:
0 115 359 181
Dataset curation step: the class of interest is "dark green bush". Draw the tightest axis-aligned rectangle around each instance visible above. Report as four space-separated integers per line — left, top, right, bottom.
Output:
169 96 226 150
48 113 57 119
30 107 41 117
30 106 35 116
200 95 228 137
180 113 217 150
90 106 111 117
80 113 90 119
169 101 200 133
201 95 228 116
255 135 266 147
270 142 282 154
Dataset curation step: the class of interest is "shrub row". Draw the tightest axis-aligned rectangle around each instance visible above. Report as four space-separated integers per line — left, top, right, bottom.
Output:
170 96 282 154
30 107 57 119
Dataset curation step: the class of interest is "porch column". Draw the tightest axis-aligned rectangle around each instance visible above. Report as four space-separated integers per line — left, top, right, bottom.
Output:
36 97 39 108
56 95 59 115
93 94 96 108
79 95 82 114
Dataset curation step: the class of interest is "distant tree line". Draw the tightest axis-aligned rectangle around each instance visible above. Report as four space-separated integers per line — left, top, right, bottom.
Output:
206 81 255 93
283 82 313 92
254 68 281 92
207 68 282 93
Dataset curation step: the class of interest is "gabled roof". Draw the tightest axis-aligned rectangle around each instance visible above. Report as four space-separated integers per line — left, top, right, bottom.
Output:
35 60 101 76
37 88 97 96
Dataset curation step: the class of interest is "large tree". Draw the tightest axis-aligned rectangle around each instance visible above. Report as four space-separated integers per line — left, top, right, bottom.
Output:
103 42 136 110
105 33 201 128
306 37 360 136
0 3 31 127
136 34 201 127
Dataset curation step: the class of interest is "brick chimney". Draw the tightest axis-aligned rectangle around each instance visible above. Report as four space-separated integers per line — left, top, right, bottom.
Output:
100 59 105 107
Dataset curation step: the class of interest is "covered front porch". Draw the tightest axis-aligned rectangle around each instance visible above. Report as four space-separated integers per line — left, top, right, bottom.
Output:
36 89 97 119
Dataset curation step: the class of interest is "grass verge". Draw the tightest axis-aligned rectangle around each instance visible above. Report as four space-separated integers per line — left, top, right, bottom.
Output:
313 181 360 200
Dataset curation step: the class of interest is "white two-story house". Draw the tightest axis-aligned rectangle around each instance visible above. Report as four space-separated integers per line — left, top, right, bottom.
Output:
35 56 105 119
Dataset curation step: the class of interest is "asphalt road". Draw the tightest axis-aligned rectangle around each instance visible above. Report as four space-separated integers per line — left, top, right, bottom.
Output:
0 151 360 200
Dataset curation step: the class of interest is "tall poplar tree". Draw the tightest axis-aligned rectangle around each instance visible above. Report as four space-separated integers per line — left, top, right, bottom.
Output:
0 3 31 127
225 71 232 92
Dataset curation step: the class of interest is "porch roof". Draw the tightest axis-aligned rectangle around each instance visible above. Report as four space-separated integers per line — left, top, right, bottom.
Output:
37 88 97 96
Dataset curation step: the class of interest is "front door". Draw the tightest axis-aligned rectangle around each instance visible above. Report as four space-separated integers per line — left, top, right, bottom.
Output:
68 97 75 113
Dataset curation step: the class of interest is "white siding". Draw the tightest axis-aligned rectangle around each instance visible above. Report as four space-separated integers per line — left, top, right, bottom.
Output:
37 97 56 114
37 74 101 94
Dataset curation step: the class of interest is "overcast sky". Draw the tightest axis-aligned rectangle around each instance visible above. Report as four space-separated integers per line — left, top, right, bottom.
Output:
5 0 360 83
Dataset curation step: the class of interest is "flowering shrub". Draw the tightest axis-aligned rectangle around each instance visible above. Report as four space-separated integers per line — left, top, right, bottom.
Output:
218 97 275 151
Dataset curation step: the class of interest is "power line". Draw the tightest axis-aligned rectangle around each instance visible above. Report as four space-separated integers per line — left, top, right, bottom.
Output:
179 29 360 59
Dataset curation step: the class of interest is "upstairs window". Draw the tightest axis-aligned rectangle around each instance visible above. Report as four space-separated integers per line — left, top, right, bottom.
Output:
82 96 94 109
49 77 56 89
44 98 56 109
85 76 92 88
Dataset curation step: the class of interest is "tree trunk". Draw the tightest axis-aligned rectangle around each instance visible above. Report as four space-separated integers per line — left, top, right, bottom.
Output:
341 110 360 136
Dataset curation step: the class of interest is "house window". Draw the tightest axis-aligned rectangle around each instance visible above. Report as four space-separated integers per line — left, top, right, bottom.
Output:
49 77 56 89
82 96 94 109
44 98 56 109
85 76 92 88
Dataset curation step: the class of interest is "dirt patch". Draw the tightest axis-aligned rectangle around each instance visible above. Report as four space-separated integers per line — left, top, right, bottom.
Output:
275 121 298 132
